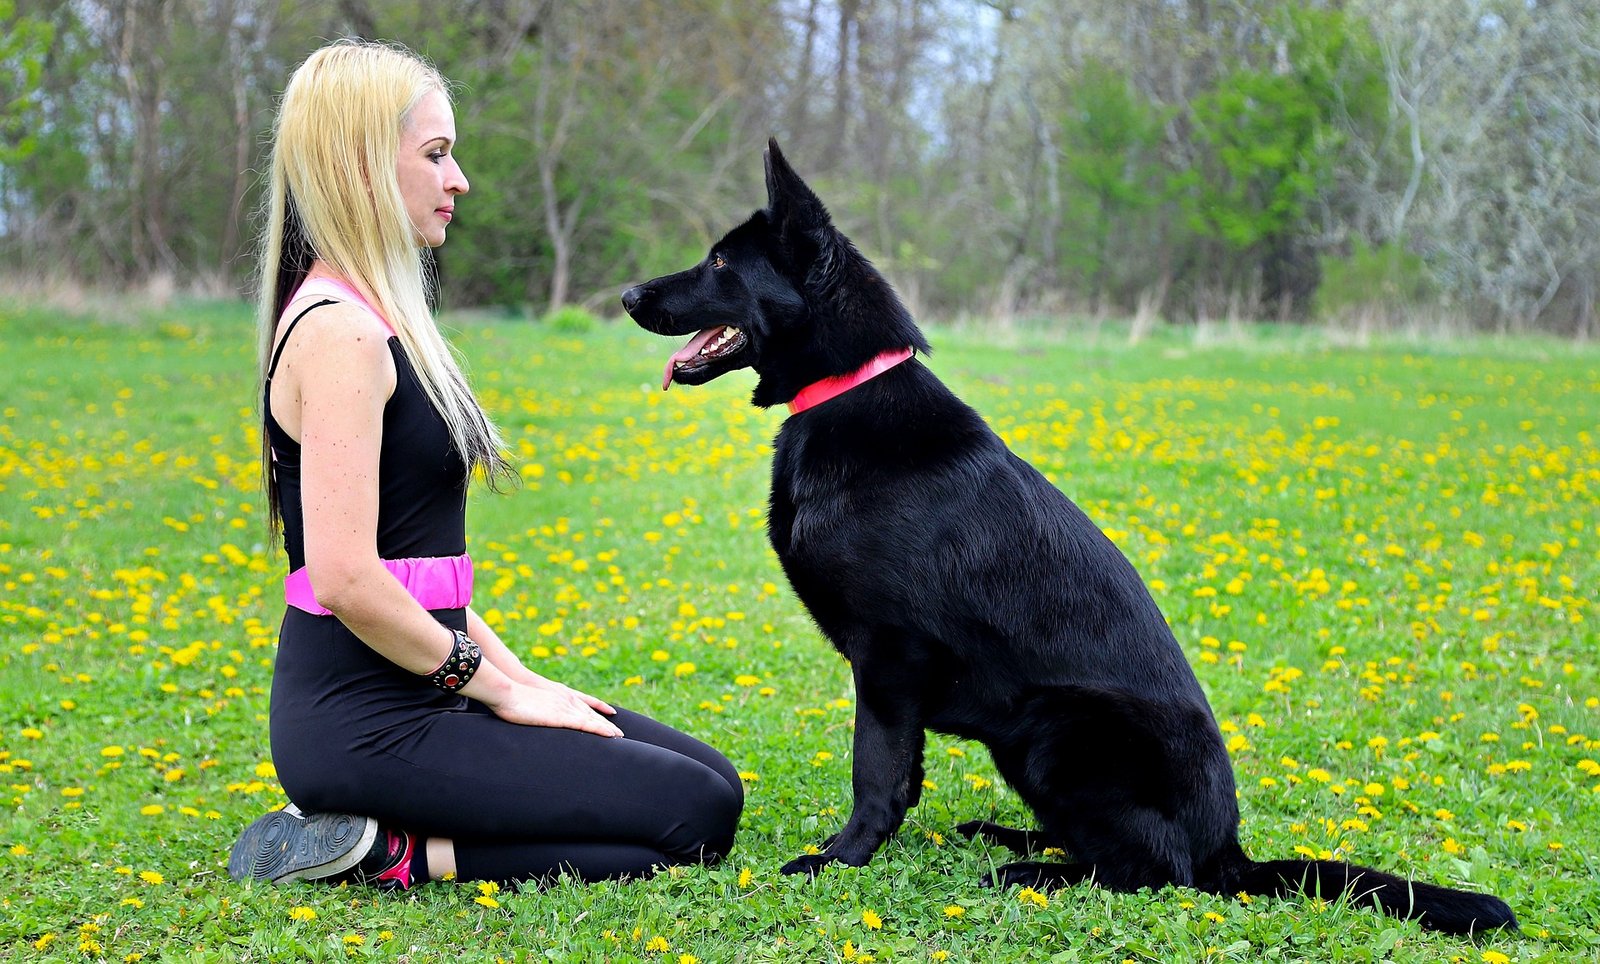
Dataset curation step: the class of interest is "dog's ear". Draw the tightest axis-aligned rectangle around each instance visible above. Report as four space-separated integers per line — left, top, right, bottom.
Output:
764 138 831 234
764 138 838 283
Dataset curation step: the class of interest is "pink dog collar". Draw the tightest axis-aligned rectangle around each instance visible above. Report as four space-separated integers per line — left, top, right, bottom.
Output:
787 348 914 415
285 553 474 616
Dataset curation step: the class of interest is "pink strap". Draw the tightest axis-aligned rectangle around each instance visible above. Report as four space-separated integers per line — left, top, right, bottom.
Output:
787 348 915 415
285 554 474 615
285 277 396 336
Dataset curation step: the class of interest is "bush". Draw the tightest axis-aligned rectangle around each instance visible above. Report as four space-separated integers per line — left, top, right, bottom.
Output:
541 305 599 333
1315 239 1435 327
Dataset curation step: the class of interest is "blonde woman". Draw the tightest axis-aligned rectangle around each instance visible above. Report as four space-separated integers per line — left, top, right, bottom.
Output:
228 40 741 889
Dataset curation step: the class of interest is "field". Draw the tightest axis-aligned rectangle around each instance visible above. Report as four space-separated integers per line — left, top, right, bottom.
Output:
1 302 1596 962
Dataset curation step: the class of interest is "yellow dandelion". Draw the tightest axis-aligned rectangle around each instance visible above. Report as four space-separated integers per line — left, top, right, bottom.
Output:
645 936 670 952
138 870 163 885
474 895 500 908
943 905 966 918
287 906 316 921
862 909 883 930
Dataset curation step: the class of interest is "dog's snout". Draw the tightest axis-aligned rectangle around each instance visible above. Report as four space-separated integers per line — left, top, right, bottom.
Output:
620 285 645 313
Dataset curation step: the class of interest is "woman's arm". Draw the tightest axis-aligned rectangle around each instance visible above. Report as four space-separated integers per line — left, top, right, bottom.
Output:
466 607 616 717
283 304 621 738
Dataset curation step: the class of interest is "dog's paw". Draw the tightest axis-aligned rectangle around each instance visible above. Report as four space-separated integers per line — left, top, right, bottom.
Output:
988 862 1048 890
954 820 996 840
780 852 837 876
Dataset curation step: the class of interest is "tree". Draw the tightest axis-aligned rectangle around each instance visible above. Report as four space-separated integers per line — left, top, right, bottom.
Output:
0 0 53 165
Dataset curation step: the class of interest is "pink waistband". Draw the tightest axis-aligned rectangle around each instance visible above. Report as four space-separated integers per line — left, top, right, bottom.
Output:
285 554 474 616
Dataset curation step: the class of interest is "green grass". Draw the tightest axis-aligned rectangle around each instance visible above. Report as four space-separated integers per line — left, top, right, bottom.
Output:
1 302 1597 962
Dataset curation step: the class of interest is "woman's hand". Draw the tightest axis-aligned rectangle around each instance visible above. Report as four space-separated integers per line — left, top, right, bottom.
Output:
525 673 618 718
462 609 618 721
485 679 624 738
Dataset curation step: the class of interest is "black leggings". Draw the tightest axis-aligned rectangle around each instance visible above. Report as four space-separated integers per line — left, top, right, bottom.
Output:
270 609 743 884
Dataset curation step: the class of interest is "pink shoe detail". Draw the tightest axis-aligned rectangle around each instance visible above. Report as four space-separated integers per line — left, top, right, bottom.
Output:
372 830 416 889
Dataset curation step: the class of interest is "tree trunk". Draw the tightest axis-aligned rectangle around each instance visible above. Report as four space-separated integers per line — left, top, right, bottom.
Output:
827 0 859 167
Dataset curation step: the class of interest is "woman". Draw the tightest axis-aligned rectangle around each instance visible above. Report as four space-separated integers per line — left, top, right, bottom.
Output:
228 40 742 889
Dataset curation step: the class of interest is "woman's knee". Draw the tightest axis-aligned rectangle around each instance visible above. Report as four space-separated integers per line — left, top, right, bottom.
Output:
660 763 743 864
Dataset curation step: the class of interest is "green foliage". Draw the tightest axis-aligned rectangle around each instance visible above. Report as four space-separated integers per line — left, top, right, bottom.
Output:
1055 62 1173 301
1185 3 1366 255
1187 66 1323 250
0 0 55 164
1176 6 1388 311
1315 239 1436 323
0 0 1591 333
542 305 599 333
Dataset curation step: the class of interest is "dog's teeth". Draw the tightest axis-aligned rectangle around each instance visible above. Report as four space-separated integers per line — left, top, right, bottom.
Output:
700 328 737 356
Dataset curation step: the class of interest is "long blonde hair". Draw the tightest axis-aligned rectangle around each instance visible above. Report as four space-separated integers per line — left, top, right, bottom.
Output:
256 39 510 533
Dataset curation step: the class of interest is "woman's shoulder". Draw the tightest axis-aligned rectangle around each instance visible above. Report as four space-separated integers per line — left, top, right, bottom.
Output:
273 292 397 388
282 277 394 332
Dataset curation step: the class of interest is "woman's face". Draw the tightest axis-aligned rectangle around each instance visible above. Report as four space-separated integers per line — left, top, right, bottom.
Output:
397 89 468 248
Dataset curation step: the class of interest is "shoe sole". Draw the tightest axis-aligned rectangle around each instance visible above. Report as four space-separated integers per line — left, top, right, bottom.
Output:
227 807 378 885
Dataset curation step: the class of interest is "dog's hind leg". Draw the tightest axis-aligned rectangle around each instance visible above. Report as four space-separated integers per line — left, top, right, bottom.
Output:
984 686 1206 894
955 820 1063 856
987 813 1191 895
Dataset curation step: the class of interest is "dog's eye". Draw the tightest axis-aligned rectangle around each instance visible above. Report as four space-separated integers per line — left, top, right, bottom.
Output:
710 254 727 270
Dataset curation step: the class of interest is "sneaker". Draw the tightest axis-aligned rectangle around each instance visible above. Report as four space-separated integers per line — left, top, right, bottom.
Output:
357 827 419 891
227 803 378 885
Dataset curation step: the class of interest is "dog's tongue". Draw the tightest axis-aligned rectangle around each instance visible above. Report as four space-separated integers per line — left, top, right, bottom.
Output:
662 326 725 391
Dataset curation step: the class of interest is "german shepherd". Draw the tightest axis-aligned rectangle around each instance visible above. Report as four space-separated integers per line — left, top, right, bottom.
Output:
620 139 1516 935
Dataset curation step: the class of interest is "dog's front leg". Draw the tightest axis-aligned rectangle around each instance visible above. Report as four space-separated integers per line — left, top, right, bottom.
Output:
782 657 925 875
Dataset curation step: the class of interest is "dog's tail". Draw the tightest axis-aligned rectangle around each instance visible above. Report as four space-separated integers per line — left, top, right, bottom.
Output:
1215 850 1516 935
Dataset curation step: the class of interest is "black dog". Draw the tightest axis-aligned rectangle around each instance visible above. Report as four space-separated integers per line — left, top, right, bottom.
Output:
621 140 1516 935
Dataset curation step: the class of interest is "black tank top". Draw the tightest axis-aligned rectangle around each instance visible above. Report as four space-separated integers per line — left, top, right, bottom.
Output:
264 297 469 573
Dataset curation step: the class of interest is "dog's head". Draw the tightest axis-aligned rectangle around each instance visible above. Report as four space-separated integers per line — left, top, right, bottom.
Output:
621 139 929 408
